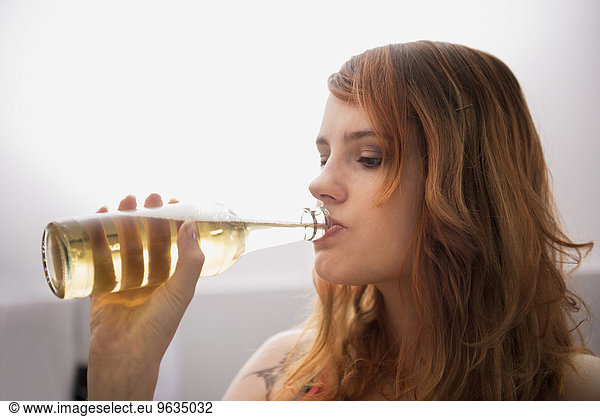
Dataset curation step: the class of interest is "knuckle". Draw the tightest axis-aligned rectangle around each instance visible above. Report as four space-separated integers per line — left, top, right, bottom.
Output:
186 247 205 266
178 248 204 277
188 254 205 276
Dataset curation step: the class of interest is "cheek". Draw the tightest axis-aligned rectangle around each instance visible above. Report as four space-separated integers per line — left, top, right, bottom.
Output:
361 223 409 280
358 197 420 280
312 227 407 286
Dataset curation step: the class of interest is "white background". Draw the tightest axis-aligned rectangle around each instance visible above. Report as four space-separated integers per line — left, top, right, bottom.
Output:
1 0 599 303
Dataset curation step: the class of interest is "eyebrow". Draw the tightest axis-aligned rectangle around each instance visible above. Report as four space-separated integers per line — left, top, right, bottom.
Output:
316 129 377 146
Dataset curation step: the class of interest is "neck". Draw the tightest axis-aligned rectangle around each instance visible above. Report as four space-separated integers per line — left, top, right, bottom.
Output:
374 277 416 347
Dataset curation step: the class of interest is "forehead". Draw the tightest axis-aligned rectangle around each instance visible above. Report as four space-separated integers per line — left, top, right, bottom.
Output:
319 95 373 135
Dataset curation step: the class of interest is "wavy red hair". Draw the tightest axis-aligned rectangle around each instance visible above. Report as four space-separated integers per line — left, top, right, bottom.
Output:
277 41 593 400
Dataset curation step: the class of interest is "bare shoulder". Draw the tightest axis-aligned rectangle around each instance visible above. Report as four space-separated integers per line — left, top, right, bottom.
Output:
222 328 309 401
562 353 600 400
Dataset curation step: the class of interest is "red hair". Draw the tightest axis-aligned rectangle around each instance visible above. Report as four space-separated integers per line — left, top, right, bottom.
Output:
277 41 593 400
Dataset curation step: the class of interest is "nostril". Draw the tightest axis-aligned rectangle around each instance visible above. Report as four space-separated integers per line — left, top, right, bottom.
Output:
309 167 346 203
317 193 337 203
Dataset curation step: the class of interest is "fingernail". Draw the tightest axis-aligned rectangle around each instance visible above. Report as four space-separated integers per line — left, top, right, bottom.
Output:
189 222 198 241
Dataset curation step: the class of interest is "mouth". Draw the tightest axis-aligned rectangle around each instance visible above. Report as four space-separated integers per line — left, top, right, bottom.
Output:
313 217 346 243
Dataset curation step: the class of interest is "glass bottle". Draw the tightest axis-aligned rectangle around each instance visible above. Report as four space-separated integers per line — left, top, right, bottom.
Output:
42 203 330 299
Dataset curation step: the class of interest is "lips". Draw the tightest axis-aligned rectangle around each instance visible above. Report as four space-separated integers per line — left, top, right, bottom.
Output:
314 216 346 242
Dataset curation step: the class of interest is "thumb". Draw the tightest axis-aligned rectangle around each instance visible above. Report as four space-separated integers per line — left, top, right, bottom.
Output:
162 221 205 305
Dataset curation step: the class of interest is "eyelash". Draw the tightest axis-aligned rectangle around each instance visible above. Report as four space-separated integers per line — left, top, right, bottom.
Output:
319 157 383 169
358 156 382 169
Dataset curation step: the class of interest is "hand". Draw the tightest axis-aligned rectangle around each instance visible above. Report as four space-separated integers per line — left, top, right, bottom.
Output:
87 194 205 400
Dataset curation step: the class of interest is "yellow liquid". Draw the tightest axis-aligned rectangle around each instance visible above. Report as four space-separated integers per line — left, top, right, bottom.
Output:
42 214 313 299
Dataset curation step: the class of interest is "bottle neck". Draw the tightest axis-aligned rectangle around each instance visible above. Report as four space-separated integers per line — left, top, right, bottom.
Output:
300 207 331 241
243 207 330 254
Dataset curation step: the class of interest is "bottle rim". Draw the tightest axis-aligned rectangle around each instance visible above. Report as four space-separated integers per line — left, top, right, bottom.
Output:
301 207 331 241
42 223 67 299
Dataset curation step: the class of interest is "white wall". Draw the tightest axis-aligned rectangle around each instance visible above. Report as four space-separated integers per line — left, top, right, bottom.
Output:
0 0 598 400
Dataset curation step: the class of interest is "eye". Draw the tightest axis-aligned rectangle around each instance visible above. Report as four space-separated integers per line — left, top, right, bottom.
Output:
319 156 328 167
358 156 382 169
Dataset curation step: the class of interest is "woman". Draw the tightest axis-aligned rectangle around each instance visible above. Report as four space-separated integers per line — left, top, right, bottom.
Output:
88 41 600 400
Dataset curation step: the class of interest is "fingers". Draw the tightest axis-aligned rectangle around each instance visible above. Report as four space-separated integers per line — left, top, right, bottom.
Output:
144 193 163 208
138 194 169 285
118 195 137 211
98 194 179 214
98 195 136 213
161 221 204 306
145 194 180 207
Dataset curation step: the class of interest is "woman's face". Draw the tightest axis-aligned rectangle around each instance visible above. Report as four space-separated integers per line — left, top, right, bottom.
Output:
309 95 423 287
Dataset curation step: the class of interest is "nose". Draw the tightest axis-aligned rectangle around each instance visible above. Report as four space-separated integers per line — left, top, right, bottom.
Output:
309 161 347 205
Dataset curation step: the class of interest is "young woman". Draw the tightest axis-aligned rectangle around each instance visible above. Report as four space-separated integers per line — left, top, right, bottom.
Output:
88 41 600 400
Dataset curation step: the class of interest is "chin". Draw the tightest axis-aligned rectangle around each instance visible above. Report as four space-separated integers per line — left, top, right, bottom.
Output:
313 260 368 287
